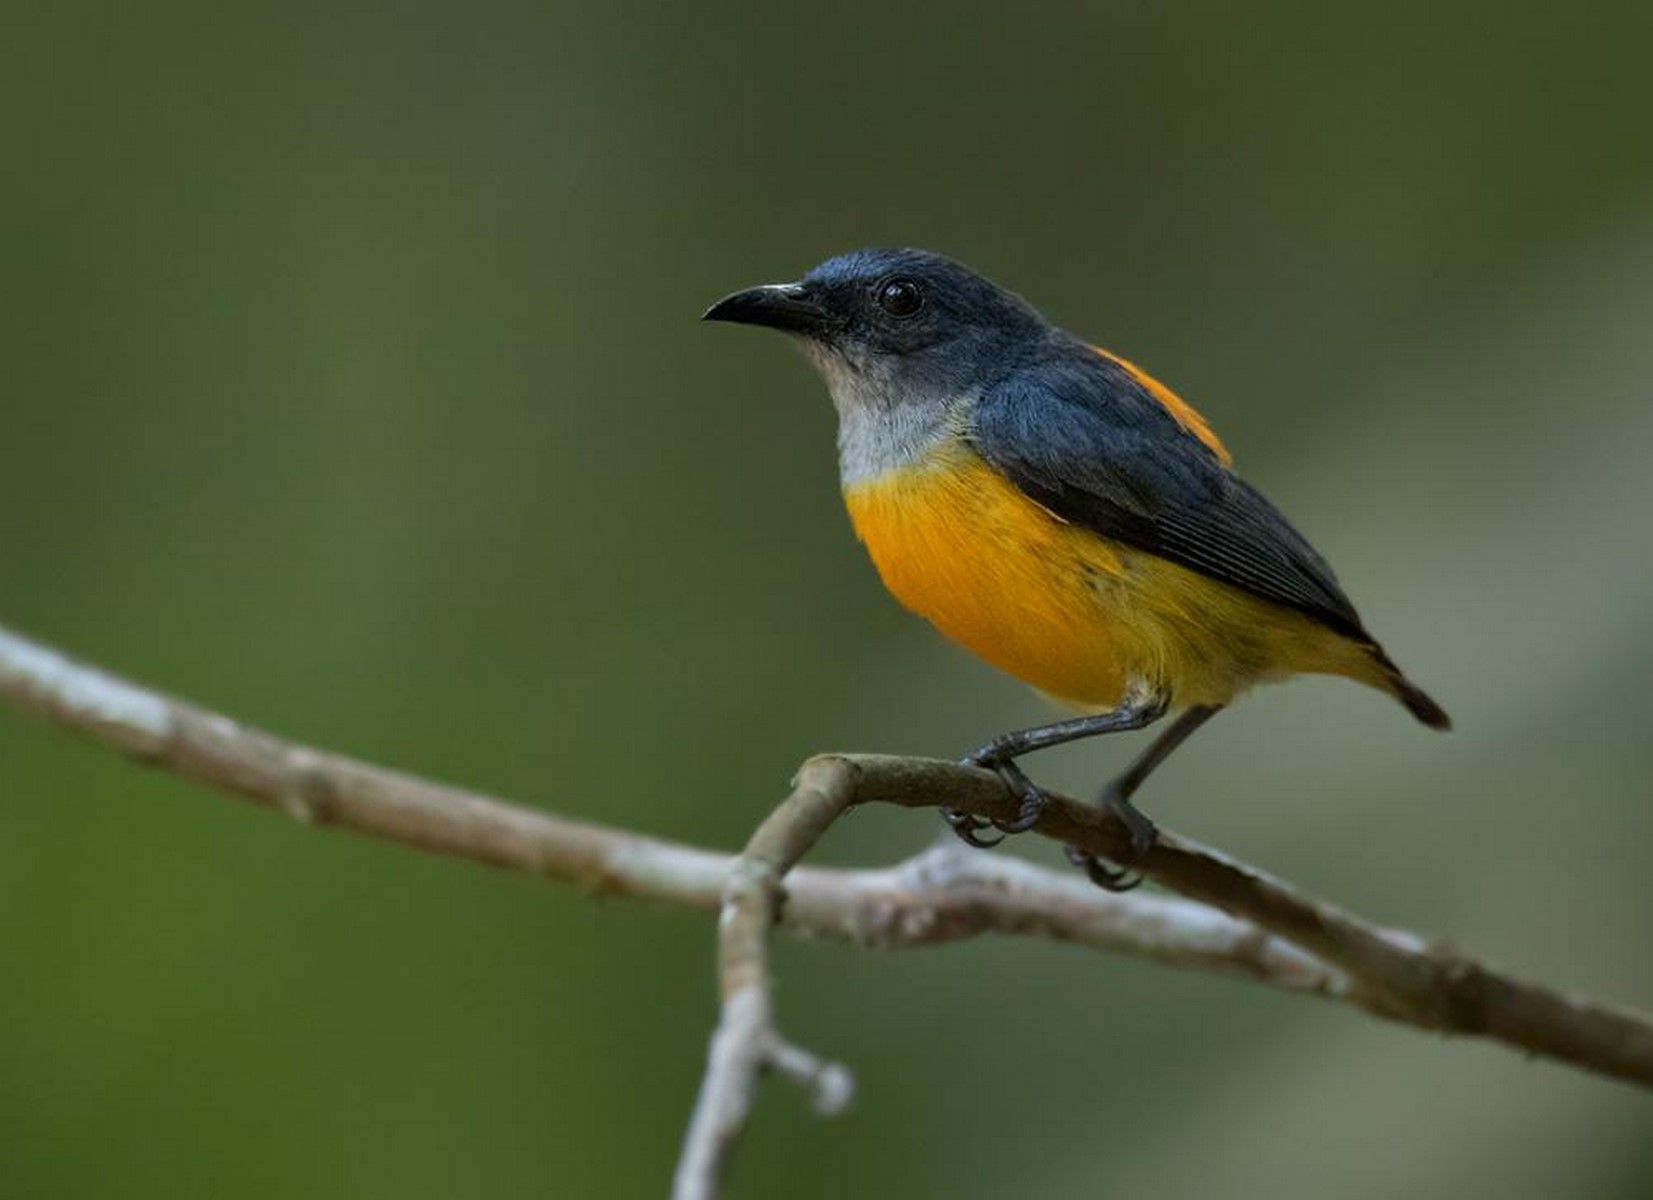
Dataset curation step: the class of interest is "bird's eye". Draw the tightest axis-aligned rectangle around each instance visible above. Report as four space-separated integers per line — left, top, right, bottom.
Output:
875 277 923 318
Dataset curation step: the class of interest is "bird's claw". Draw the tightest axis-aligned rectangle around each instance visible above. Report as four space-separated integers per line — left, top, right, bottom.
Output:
992 803 1044 835
1063 844 1144 892
940 807 1004 848
942 752 1051 847
1060 784 1159 892
975 754 1050 831
944 755 1160 898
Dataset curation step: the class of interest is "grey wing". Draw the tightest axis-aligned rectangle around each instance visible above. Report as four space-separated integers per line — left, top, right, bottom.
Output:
970 359 1370 642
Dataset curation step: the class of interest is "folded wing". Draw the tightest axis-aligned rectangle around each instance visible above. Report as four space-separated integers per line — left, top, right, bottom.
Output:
969 348 1370 643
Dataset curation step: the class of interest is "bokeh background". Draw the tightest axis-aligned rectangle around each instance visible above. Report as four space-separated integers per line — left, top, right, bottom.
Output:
5 3 1653 1196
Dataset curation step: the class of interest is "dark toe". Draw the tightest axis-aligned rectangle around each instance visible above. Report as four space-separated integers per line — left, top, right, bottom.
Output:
941 807 1004 849
1063 844 1144 893
991 794 1046 835
961 754 1049 838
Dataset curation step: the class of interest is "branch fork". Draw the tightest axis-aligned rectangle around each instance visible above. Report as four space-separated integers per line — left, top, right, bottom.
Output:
1 624 1649 1200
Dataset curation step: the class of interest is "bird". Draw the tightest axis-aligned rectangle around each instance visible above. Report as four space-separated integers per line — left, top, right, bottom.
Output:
703 247 1448 888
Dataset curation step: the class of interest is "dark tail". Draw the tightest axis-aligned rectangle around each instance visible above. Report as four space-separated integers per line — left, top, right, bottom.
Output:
1393 675 1451 730
1371 647 1451 731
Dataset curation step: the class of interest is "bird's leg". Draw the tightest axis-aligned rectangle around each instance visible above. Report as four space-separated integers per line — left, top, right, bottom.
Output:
940 696 1168 849
1064 704 1222 890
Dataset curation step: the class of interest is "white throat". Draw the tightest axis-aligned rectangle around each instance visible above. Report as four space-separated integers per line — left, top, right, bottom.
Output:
800 341 963 485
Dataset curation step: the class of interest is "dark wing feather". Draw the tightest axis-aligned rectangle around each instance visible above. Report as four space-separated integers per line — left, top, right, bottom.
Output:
970 350 1370 642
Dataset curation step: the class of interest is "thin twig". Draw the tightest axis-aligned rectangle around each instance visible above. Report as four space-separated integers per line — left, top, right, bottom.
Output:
673 757 859 1200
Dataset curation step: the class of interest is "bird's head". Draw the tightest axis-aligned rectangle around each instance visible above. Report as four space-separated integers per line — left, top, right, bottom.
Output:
703 248 1049 425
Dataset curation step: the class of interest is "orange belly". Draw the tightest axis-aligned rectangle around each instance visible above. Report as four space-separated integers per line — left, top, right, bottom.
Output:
844 449 1135 708
842 447 1380 711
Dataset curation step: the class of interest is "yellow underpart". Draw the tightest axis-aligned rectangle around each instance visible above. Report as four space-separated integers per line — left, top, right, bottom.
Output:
843 447 1386 711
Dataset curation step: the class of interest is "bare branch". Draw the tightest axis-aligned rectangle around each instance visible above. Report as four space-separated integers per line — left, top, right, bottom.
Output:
664 759 1653 1193
841 753 1653 1085
3 620 1652 1200
0 625 1338 996
0 625 1342 991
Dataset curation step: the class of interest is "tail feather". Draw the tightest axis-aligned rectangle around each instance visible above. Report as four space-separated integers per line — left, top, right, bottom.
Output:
1370 646 1451 730
1394 675 1451 730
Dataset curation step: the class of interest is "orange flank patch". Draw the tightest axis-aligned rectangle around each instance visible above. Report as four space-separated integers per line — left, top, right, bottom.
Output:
843 447 1382 712
1092 346 1232 466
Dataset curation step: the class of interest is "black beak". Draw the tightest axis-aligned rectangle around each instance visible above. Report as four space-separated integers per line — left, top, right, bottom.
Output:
701 282 834 336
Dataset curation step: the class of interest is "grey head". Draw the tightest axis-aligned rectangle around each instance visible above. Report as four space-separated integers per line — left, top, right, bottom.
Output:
703 247 1055 481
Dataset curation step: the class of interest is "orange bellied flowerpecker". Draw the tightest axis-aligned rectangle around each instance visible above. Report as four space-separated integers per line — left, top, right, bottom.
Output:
704 248 1448 888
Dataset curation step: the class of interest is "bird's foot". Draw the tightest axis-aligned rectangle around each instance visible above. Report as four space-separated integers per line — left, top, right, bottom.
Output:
941 751 1050 848
1062 845 1141 891
1061 784 1159 893
939 806 1002 848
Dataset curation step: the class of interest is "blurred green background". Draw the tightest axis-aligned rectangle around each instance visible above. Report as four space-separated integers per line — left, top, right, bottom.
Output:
4 3 1652 1196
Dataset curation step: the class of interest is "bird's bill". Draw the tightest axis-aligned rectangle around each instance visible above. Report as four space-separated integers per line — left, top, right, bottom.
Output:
701 283 834 335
